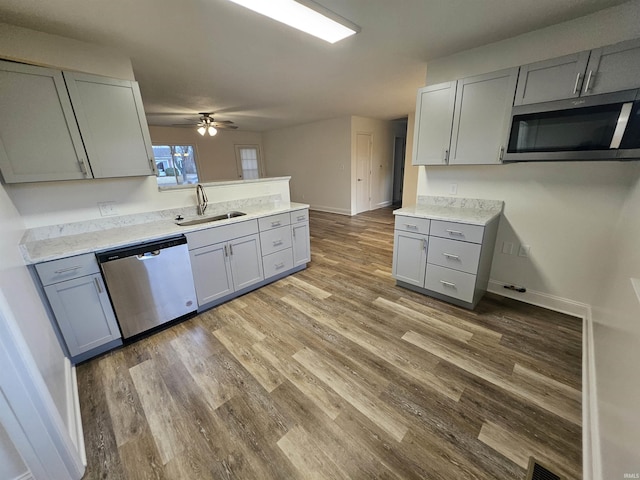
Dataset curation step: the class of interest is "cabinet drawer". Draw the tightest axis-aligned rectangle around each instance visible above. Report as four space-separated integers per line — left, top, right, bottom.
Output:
394 215 430 235
259 213 291 231
427 236 481 274
425 264 477 304
263 248 294 279
429 220 484 244
186 219 258 250
260 225 293 256
290 209 309 224
36 253 100 286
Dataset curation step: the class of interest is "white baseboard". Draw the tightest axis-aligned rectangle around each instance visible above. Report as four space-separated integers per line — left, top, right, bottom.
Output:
583 310 602 480
488 279 601 479
487 279 590 319
309 205 352 216
64 359 86 467
12 472 33 480
374 200 393 209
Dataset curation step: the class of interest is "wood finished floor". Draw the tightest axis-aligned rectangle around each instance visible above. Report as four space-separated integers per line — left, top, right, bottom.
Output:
78 208 582 480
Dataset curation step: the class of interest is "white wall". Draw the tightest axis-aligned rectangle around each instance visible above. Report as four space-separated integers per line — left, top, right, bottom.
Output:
590 165 640 478
149 126 264 181
419 2 640 478
264 116 352 214
402 112 418 207
0 404 27 480
351 116 395 212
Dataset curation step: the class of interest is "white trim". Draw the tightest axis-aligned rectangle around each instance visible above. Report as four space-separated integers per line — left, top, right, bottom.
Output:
582 309 602 480
487 279 590 319
309 205 352 216
374 200 393 209
11 472 33 480
64 361 86 467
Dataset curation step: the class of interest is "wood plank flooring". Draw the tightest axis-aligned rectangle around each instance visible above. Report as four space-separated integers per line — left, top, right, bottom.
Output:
78 207 582 479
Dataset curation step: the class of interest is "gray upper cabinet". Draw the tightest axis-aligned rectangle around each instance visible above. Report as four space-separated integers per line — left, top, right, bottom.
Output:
515 38 640 105
0 60 89 183
0 60 155 183
583 38 640 96
412 82 456 165
449 68 518 165
514 52 590 105
64 72 156 178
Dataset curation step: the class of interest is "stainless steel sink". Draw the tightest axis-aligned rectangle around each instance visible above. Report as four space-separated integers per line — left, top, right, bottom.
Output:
176 211 246 226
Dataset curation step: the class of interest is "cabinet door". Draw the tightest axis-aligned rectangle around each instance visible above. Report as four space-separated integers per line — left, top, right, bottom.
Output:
292 222 311 266
63 72 156 178
449 68 518 165
392 231 427 287
44 274 120 356
189 242 234 305
513 52 590 105
229 234 264 291
412 82 457 165
0 61 89 183
583 38 640 96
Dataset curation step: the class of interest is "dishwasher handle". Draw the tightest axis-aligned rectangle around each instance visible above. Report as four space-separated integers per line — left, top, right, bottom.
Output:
136 250 161 260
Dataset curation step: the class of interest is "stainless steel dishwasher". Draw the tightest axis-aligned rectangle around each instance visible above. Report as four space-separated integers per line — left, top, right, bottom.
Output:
96 236 197 339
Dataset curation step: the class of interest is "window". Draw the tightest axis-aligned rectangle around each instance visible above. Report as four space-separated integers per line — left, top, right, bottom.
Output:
152 145 199 187
235 145 263 180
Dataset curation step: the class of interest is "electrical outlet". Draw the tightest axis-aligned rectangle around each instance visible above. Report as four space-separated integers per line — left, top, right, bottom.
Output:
98 201 118 217
518 245 531 257
449 183 458 195
501 241 514 255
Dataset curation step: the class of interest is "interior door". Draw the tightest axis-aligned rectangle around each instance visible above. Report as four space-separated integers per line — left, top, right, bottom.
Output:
355 133 372 214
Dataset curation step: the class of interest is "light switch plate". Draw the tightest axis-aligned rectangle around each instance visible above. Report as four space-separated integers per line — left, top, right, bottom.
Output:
502 241 514 255
449 183 458 195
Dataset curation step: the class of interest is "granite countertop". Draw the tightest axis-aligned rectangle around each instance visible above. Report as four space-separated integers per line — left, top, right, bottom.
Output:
20 197 309 264
394 195 503 226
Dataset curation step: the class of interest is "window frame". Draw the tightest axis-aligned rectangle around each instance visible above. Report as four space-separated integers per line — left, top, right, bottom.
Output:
152 143 201 189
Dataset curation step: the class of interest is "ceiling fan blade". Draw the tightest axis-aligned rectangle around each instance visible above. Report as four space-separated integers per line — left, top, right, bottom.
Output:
214 124 238 130
212 120 234 124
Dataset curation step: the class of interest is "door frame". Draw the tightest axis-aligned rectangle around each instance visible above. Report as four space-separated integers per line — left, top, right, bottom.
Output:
354 132 372 214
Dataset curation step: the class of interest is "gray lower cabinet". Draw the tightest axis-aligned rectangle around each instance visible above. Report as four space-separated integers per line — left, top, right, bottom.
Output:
0 60 155 183
188 221 264 307
36 254 121 359
392 214 500 309
290 210 311 267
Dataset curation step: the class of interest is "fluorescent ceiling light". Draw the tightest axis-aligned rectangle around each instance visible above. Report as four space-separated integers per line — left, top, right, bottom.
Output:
227 0 359 44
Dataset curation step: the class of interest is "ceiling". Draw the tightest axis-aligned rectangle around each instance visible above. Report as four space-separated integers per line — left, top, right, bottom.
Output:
0 0 632 131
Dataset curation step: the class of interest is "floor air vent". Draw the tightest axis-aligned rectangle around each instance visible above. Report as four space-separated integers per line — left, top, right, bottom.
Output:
526 457 564 480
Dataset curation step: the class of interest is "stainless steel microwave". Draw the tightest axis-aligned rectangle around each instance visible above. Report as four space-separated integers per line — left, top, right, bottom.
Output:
503 89 640 162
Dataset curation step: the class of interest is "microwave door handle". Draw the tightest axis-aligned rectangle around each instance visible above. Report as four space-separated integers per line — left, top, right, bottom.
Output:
609 102 633 149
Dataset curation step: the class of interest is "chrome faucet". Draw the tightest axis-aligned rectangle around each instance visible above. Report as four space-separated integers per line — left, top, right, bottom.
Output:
196 184 208 216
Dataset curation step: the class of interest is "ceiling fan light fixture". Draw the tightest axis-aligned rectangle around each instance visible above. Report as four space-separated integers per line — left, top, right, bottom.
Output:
208 126 218 136
197 125 207 136
227 0 359 44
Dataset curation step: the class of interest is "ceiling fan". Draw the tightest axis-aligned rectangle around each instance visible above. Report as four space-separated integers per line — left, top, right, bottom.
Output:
172 113 238 136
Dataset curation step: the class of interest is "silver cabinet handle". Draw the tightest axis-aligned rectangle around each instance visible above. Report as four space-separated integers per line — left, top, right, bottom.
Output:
423 238 428 251
54 265 82 274
584 70 593 92
149 157 158 175
296 215 306 221
229 244 233 255
444 149 449 164
498 146 505 161
445 229 463 236
405 224 418 230
440 280 456 288
271 221 281 227
443 253 460 260
77 159 88 176
94 277 103 293
224 245 228 257
273 240 283 246
572 72 582 94
275 262 285 269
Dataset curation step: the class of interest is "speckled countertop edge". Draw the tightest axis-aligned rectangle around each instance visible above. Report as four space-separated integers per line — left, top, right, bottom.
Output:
393 196 504 226
21 201 309 264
